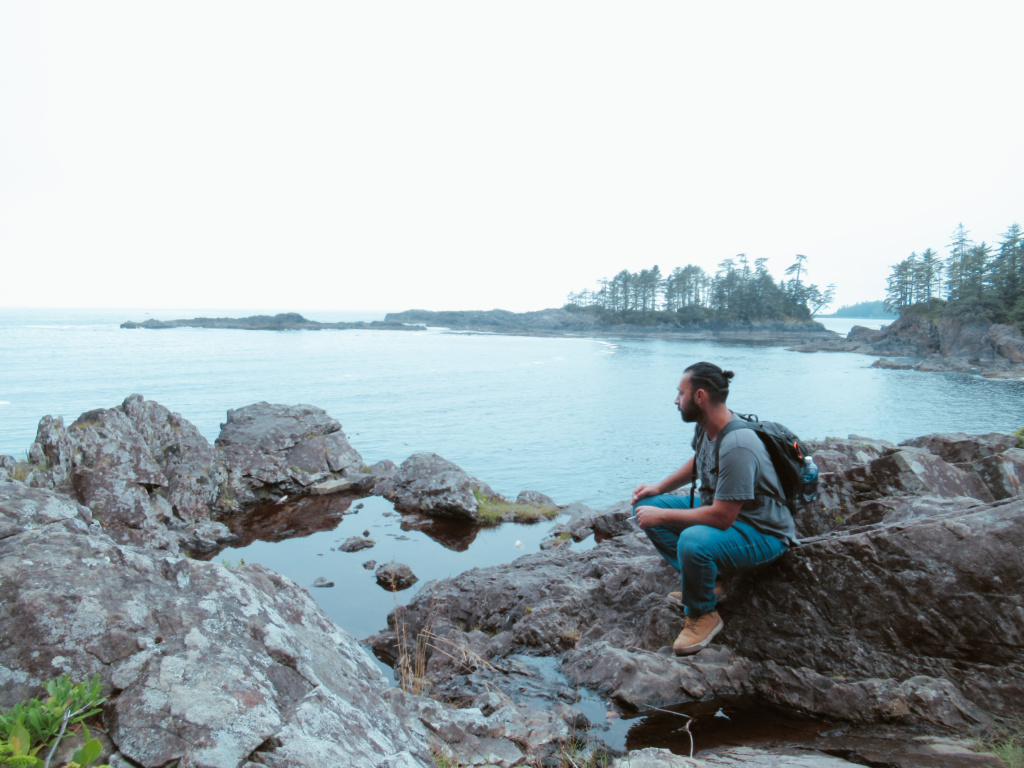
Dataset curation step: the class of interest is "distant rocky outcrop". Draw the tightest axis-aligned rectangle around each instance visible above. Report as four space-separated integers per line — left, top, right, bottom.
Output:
794 313 1024 377
120 312 423 332
385 308 833 342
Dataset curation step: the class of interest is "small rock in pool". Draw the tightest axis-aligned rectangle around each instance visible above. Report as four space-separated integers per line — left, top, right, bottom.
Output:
376 562 418 591
339 536 375 552
355 502 364 510
363 530 370 537
313 577 334 588
362 560 377 570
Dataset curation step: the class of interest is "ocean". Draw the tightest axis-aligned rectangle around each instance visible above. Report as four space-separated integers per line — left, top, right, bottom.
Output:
2 307 1022 509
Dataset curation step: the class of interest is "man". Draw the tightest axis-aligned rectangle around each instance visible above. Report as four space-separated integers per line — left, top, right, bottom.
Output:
632 361 797 656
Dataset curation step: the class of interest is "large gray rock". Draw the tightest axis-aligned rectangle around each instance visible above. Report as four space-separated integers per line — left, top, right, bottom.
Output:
216 402 368 507
379 452 498 522
0 487 434 768
956 447 1024 500
843 448 994 503
21 396 233 552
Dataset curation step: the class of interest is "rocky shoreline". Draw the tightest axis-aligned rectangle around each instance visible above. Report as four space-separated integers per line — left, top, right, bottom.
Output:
2 397 1022 767
385 308 835 345
120 312 424 332
793 313 1024 378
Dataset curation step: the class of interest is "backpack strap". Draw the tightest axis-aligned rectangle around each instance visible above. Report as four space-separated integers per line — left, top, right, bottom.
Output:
705 413 788 506
710 413 756 480
692 414 753 504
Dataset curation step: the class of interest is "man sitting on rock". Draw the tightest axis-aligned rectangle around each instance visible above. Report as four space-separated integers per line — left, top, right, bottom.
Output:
631 361 797 656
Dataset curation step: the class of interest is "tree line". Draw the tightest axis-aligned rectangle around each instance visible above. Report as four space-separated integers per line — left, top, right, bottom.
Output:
884 222 1024 327
566 255 834 323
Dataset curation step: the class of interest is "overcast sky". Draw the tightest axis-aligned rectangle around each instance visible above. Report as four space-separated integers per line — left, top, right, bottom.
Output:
2 2 1021 314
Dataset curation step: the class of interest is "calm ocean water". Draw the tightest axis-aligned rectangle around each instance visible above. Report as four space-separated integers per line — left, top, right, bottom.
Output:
2 307 1022 509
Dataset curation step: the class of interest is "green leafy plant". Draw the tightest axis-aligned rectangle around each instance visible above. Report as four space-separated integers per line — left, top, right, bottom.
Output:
0 675 108 768
1014 426 1024 449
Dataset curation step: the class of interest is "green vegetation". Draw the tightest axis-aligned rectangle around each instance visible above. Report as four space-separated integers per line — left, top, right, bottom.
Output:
0 675 109 768
472 490 558 526
818 300 895 319
566 254 834 323
1013 427 1024 449
885 222 1024 330
978 717 1024 768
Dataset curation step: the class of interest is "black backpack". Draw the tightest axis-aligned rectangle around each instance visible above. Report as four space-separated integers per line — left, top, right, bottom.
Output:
692 413 816 515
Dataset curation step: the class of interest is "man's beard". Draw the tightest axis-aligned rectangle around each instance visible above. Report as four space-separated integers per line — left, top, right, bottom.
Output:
680 399 702 423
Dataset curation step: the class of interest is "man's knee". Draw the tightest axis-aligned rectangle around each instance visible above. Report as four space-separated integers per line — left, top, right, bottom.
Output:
677 525 719 561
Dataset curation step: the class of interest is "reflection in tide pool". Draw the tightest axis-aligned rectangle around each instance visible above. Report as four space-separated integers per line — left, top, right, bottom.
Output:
209 494 587 642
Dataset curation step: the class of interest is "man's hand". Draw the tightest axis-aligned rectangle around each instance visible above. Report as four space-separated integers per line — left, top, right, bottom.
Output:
633 505 662 529
631 483 661 505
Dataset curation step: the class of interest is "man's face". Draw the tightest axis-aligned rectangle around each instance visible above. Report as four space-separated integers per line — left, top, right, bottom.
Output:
675 374 702 423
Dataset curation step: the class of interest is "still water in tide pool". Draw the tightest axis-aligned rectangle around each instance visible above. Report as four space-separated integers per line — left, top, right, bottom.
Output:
2 308 1022 509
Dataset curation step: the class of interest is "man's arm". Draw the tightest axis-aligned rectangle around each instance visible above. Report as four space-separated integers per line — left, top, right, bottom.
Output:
634 498 742 531
631 456 695 505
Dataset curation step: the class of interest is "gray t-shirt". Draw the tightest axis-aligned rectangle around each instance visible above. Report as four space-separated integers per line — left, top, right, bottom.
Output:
693 415 798 545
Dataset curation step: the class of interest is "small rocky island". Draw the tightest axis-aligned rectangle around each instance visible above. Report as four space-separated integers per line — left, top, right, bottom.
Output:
121 312 423 331
2 396 1022 767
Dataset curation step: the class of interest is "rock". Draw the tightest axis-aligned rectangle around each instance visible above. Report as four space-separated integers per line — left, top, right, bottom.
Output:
960 447 1024 500
313 577 334 587
802 314 1024 377
380 452 493 523
340 536 375 552
0 480 93 532
376 562 418 591
844 495 984 527
311 477 357 495
0 487 435 768
517 489 556 506
216 402 367 506
119 313 424 332
728 499 1023 723
22 396 234 552
842 448 994 503
363 560 377 570
900 432 1019 463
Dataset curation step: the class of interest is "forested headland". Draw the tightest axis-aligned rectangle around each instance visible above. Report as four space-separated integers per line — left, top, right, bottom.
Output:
564 255 834 326
885 222 1024 331
819 300 894 319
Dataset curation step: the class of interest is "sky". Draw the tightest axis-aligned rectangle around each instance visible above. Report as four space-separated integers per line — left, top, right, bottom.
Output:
2 2 1022 314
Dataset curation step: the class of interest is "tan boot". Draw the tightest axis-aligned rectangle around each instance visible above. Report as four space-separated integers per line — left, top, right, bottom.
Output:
673 611 724 656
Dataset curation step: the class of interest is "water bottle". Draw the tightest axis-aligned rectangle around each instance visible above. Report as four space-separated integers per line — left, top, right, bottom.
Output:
802 456 819 503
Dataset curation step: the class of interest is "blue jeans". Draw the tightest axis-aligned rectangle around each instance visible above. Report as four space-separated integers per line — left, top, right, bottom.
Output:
632 493 787 614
